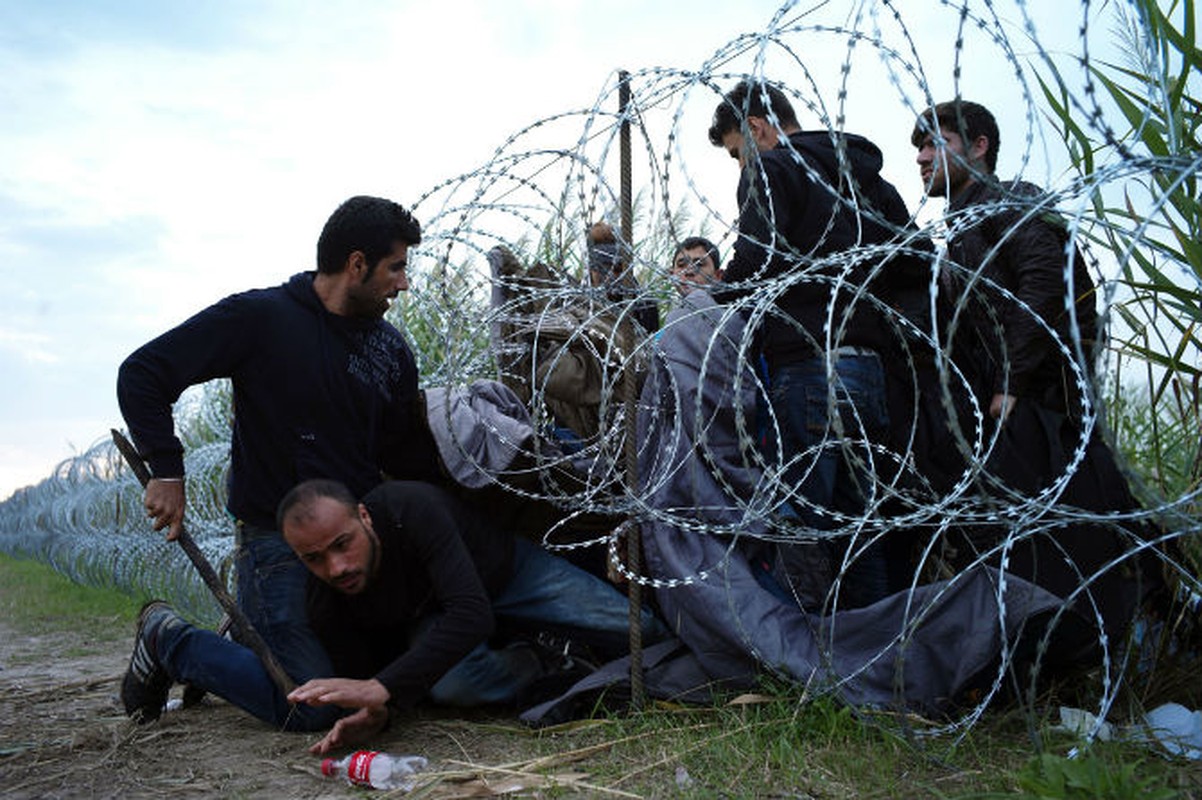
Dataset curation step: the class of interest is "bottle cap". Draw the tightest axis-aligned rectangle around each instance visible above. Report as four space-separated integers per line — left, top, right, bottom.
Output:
320 758 336 776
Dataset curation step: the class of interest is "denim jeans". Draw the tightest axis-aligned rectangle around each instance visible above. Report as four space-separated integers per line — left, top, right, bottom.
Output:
155 529 340 731
160 532 664 718
765 352 891 609
429 537 668 706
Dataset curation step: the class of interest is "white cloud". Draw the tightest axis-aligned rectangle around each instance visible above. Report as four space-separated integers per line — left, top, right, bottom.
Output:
0 328 58 365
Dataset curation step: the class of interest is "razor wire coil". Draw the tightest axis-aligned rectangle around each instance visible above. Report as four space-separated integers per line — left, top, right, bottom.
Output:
1 0 1200 739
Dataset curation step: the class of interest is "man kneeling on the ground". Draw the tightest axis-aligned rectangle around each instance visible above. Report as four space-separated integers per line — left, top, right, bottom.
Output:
123 479 665 753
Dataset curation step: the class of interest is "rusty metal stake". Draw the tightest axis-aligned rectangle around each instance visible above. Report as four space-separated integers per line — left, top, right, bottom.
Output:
618 68 645 710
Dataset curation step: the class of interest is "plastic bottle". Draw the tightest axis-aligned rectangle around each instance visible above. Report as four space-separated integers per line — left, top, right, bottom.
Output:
321 750 428 790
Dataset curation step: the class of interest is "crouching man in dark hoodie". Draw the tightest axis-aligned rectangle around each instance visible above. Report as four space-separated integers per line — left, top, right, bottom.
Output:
708 79 920 610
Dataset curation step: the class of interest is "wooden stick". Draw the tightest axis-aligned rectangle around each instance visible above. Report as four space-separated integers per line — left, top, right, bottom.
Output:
110 429 296 696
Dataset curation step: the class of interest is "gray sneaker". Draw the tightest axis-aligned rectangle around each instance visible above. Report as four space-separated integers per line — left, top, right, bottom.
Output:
120 600 180 723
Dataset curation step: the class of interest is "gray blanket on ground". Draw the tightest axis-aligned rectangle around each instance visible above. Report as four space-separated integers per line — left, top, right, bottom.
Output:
522 290 1061 723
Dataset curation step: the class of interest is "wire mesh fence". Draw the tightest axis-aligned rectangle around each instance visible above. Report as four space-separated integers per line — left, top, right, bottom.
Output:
1 0 1199 735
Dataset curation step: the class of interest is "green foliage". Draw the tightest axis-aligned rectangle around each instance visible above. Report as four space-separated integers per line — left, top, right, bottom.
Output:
1110 379 1202 507
393 264 494 385
1014 752 1178 800
0 552 140 638
1038 0 1202 523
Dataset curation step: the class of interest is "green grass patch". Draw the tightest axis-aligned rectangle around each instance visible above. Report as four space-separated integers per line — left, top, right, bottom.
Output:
522 689 1201 799
0 552 140 640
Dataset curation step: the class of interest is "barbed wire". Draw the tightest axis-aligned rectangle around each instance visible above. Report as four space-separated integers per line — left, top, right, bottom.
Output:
1 0 1199 738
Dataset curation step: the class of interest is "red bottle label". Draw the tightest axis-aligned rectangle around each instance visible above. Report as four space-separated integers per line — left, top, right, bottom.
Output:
347 750 378 786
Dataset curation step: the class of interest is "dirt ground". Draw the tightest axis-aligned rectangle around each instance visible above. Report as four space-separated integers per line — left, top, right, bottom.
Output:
0 617 630 799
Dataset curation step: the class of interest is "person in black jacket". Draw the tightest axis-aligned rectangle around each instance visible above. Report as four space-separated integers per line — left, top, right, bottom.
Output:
586 220 660 334
117 196 439 730
280 479 666 754
913 100 1100 423
708 79 920 609
122 479 665 750
912 99 1163 652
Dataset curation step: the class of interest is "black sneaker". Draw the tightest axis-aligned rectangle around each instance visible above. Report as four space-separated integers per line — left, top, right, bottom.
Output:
120 600 179 723
530 631 601 674
513 645 597 710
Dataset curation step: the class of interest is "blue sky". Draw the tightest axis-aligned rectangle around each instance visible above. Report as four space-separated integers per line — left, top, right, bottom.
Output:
0 0 1114 498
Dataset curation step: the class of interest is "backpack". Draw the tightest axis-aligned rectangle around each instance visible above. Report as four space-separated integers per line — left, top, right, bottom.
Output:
488 246 646 443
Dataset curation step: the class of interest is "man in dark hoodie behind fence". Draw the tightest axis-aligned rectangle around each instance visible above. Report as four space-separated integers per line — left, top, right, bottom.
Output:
708 79 920 610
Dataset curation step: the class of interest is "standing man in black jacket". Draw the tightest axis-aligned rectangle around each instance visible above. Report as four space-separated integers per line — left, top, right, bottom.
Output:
913 100 1100 424
912 99 1162 650
708 79 916 610
116 195 438 730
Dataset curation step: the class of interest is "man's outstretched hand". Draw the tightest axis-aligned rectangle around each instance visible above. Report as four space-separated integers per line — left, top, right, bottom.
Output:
288 678 391 755
308 706 390 754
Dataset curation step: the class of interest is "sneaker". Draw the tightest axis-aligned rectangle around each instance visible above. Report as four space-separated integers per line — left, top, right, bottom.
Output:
513 640 598 710
530 632 601 675
120 600 180 723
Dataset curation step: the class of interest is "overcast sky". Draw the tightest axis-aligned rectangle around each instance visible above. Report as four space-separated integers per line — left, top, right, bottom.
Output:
0 0 1120 499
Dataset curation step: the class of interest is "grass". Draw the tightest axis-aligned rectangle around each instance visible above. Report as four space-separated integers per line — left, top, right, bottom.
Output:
1 553 1199 797
506 690 1201 798
0 551 141 640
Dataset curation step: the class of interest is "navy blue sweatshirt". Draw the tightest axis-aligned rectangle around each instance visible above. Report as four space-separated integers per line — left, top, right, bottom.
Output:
117 272 439 529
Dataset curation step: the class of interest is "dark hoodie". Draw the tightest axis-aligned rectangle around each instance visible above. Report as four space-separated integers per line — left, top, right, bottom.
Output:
722 130 920 367
117 272 439 529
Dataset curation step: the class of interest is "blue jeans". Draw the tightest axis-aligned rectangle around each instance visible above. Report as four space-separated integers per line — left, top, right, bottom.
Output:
156 529 340 731
429 537 668 706
765 352 891 608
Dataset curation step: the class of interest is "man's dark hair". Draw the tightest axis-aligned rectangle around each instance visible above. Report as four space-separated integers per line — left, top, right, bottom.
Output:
911 100 1000 173
316 195 422 275
675 236 721 270
708 79 800 146
277 478 358 532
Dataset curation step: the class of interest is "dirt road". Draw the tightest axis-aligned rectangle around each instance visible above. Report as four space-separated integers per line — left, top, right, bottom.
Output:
0 616 622 798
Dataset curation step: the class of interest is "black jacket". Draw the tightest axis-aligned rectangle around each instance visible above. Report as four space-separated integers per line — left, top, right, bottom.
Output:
944 179 1099 406
305 481 514 709
601 278 660 335
721 130 922 367
117 272 439 529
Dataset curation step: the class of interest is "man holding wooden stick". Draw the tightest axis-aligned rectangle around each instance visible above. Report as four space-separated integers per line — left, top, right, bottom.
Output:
116 195 438 730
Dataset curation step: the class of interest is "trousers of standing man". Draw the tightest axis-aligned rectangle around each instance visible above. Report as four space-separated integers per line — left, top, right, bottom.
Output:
760 347 891 611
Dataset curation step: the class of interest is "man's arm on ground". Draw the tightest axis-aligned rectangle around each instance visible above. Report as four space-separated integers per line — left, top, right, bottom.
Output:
285 677 390 755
